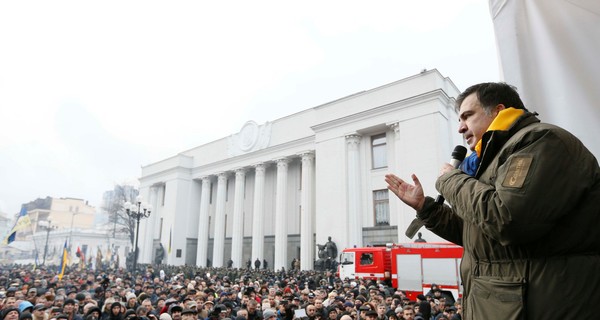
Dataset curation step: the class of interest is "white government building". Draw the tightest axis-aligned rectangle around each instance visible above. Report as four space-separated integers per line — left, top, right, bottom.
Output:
137 69 465 270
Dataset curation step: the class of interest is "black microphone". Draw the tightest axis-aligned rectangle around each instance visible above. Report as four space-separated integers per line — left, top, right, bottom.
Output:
435 145 468 204
405 145 468 239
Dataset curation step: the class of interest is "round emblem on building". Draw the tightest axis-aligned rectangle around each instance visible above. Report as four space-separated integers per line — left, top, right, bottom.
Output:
238 121 259 152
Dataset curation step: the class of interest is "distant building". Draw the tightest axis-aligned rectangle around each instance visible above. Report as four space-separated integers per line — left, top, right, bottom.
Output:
137 70 464 270
19 197 95 240
1 197 130 266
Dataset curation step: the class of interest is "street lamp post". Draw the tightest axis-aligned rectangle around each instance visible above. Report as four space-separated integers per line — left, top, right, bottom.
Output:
39 220 57 266
68 212 82 251
124 196 151 275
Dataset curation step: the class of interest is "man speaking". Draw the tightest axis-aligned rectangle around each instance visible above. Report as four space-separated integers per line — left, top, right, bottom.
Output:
385 82 600 319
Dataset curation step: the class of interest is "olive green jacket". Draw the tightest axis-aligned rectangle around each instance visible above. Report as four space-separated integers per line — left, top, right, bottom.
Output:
418 112 600 319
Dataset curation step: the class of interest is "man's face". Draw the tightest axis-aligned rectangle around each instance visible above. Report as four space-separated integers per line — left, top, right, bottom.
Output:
171 311 181 320
458 93 502 151
378 305 386 314
402 309 414 320
142 300 153 311
359 311 367 319
181 314 195 320
315 299 323 309
34 309 46 318
5 297 16 307
4 310 19 320
328 310 338 320
63 303 74 313
306 305 316 316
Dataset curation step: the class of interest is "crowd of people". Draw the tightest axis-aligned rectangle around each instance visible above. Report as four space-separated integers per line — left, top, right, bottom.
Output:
0 264 461 320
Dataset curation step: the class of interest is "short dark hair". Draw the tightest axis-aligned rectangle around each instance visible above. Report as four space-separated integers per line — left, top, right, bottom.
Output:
456 82 527 114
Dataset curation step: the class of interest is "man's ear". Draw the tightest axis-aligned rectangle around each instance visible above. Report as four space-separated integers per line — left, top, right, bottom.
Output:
493 104 506 116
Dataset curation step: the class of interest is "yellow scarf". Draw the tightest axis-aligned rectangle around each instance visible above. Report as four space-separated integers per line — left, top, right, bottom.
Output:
474 107 525 157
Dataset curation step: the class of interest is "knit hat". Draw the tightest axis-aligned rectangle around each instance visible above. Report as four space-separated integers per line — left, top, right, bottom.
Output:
64 299 77 306
124 309 137 318
19 312 33 320
262 310 276 319
159 314 172 320
2 308 20 319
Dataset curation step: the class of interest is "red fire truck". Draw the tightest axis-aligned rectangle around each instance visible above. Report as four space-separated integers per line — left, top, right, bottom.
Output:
338 242 463 301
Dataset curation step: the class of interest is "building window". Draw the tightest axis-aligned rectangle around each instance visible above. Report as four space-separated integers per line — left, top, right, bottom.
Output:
371 134 387 169
373 190 390 226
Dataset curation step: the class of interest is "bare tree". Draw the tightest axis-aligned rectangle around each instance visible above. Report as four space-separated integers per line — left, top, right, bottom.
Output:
101 184 139 247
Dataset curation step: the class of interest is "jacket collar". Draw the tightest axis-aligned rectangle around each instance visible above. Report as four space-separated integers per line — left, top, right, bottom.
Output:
475 110 540 178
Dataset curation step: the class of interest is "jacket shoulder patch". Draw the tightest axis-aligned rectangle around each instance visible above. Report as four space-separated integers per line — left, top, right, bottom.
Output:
502 155 533 188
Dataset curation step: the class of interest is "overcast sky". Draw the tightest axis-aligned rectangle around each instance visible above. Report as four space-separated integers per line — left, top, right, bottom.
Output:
0 0 500 217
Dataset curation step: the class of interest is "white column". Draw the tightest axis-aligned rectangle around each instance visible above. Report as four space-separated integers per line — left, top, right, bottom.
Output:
300 152 315 270
274 158 289 271
251 163 267 265
156 185 166 263
212 172 228 267
196 177 211 266
141 186 158 263
346 134 363 247
389 123 411 243
230 168 246 268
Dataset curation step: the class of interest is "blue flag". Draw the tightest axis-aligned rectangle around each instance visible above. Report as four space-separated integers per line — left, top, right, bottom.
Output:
3 206 31 245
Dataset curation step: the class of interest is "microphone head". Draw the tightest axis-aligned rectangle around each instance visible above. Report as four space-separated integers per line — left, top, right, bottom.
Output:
452 145 468 161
